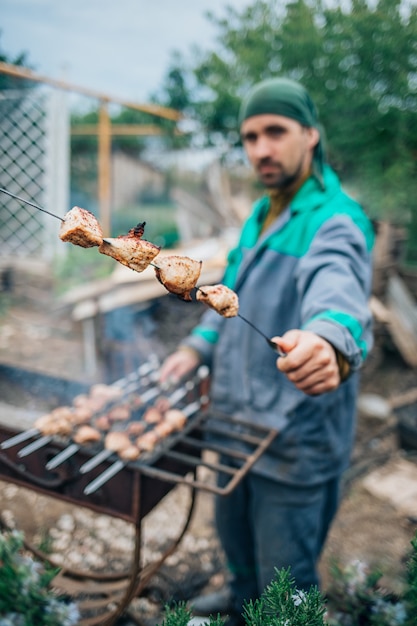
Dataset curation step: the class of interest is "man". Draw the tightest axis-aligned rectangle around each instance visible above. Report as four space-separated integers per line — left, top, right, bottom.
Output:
159 77 374 625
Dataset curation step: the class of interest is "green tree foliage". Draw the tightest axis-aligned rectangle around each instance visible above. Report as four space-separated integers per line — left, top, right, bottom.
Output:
0 32 35 90
156 0 417 260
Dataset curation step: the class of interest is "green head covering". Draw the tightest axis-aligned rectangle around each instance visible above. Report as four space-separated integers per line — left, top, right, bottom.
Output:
238 77 326 186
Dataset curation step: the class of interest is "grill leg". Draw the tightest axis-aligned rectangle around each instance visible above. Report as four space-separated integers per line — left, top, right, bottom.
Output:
101 480 198 626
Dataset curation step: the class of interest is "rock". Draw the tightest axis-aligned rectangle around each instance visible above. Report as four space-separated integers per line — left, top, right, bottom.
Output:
357 393 392 420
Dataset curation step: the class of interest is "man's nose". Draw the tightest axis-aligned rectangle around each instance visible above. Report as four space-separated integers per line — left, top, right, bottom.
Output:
252 136 273 159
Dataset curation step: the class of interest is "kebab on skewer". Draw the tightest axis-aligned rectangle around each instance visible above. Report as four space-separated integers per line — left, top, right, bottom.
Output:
196 283 239 317
99 222 161 273
59 206 104 248
73 424 102 445
82 399 204 496
154 255 202 301
32 381 126 438
111 406 189 460
34 407 74 436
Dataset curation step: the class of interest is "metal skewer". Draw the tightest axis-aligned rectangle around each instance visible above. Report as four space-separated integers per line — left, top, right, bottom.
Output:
196 286 286 357
237 313 287 357
17 435 53 458
1 359 160 454
45 362 161 470
0 428 39 450
83 398 204 495
0 187 65 221
79 370 206 478
46 443 79 470
17 375 155 459
78 384 163 474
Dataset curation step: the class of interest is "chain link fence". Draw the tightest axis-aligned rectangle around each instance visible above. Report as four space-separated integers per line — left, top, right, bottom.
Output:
0 87 69 260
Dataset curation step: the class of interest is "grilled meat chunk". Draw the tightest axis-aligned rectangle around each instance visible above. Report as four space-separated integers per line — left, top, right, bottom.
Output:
126 421 146 436
99 222 160 273
143 406 163 424
90 384 123 401
94 415 111 431
107 404 131 422
164 408 187 430
59 206 103 248
154 255 202 301
71 406 94 425
34 409 73 436
118 444 141 461
73 425 101 444
104 431 132 453
197 284 239 317
154 420 175 437
136 430 159 452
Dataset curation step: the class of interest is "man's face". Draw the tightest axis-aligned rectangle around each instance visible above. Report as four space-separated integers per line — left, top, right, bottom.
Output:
240 114 319 190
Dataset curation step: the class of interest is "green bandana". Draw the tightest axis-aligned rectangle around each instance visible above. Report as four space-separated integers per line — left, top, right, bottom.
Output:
238 77 326 187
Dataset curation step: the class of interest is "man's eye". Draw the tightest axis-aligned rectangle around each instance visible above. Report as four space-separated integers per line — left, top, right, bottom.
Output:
268 127 284 137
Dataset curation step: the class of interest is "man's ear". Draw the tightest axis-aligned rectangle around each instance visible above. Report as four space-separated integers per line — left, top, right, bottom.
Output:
307 126 320 150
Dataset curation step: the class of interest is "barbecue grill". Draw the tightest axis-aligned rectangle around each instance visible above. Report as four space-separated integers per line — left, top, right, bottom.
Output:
0 360 278 625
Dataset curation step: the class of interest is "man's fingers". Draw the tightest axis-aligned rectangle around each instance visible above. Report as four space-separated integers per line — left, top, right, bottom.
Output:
273 330 342 395
271 330 301 354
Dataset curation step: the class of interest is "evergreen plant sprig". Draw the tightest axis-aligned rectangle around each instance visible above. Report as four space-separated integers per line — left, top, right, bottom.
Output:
161 569 327 626
243 568 326 626
0 530 79 626
404 534 417 626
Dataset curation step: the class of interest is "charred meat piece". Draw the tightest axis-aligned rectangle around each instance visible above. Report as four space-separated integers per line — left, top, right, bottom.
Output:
154 255 202 301
71 406 94 425
163 408 187 431
59 206 103 248
126 421 146 436
104 431 132 453
94 415 111 431
197 284 239 318
90 384 123 400
73 425 101 445
119 444 141 461
136 430 159 452
154 396 172 413
99 222 160 273
154 420 175 437
73 394 89 408
107 404 131 422
143 406 163 424
34 409 73 436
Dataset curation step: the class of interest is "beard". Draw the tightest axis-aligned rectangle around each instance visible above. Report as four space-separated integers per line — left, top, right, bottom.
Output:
256 157 305 190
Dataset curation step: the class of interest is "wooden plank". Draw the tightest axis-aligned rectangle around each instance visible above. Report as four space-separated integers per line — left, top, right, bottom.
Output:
389 387 417 409
386 274 417 367
362 458 417 518
369 295 391 323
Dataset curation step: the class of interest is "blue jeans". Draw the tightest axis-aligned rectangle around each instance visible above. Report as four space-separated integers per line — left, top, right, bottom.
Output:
215 464 340 612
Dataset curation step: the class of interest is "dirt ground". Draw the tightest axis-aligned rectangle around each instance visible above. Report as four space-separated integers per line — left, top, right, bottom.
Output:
1 270 417 624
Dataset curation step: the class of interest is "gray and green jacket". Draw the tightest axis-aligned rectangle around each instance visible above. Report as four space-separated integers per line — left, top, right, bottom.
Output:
182 165 375 485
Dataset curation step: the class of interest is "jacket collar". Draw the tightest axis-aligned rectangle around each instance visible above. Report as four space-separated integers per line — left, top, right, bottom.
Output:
290 165 340 214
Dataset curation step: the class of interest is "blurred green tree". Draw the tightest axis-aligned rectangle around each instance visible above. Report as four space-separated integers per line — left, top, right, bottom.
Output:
0 31 35 89
155 0 417 261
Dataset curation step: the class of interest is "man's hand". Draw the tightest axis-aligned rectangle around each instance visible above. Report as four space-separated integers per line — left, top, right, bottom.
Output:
272 330 341 395
159 348 201 385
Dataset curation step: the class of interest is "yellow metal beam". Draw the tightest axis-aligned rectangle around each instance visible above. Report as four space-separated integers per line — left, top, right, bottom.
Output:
0 62 183 236
98 103 111 237
0 62 182 121
71 124 178 136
